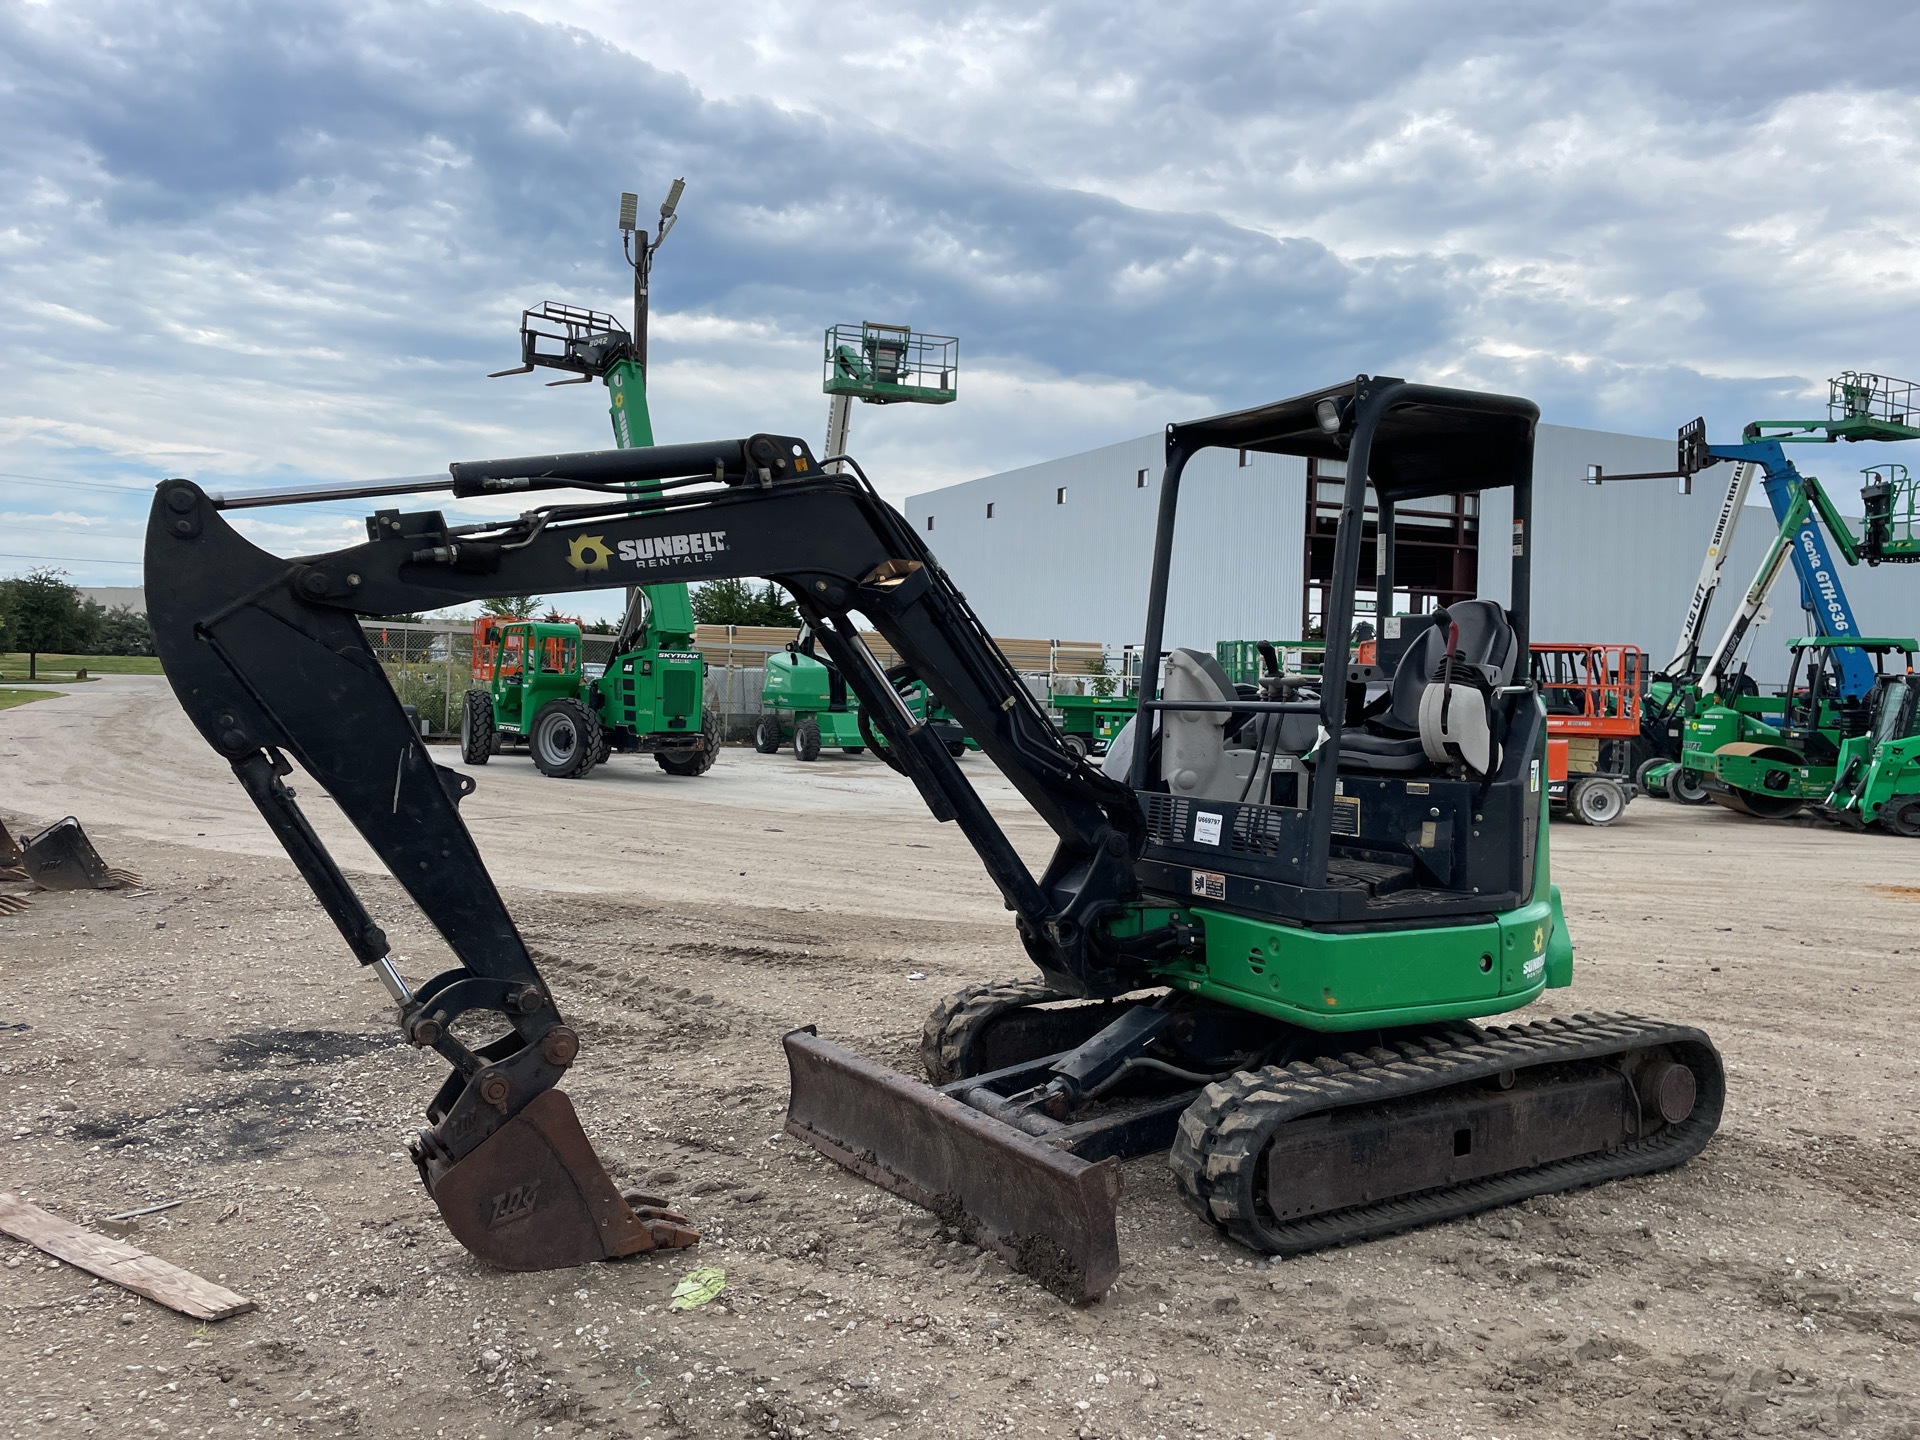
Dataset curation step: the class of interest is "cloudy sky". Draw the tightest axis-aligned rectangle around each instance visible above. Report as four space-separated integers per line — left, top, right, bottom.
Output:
4 0 1917 612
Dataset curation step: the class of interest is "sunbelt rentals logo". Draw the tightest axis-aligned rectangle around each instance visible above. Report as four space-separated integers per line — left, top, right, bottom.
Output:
566 534 613 573
617 531 729 570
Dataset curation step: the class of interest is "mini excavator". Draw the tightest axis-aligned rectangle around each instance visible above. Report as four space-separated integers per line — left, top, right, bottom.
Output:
145 376 1724 1298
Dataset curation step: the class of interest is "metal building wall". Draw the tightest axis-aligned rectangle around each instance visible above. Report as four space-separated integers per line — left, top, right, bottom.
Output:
909 422 1916 683
909 434 1306 650
1483 423 1918 686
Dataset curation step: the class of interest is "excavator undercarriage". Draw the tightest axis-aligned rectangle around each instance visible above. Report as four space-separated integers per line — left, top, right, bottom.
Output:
144 378 1724 1297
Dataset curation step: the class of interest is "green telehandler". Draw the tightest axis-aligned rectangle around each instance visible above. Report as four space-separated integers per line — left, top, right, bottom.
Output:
460 616 711 778
463 181 720 779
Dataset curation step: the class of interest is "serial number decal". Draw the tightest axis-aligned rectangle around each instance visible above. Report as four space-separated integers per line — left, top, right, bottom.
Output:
1193 811 1223 846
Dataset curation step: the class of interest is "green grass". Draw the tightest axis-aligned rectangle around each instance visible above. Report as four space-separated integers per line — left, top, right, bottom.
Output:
0 652 163 681
0 688 62 711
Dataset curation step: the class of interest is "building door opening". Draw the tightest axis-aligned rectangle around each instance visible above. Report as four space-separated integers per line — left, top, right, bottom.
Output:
1300 458 1479 639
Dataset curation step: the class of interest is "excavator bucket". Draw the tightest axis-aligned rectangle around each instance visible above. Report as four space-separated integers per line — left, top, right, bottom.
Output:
414 1089 699 1272
13 817 142 891
0 821 27 913
782 1028 1122 1302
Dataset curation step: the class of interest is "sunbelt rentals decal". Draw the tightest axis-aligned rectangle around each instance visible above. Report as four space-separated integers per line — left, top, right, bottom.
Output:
566 530 730 574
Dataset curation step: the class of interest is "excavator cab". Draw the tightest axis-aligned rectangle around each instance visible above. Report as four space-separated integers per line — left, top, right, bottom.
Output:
1122 380 1547 923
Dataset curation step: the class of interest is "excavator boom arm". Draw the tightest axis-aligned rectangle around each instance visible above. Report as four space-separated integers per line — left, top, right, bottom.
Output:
143 434 1146 1271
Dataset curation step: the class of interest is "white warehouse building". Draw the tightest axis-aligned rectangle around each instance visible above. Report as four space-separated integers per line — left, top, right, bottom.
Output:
904 420 1917 687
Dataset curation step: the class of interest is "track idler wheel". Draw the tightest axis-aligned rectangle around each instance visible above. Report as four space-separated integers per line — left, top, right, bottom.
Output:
413 1089 698 1271
920 977 1153 1085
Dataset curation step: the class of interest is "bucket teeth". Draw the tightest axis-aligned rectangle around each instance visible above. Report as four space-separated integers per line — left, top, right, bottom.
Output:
14 818 141 891
413 1089 699 1271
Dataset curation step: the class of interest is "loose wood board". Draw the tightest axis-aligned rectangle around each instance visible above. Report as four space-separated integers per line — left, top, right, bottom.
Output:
0 1193 255 1321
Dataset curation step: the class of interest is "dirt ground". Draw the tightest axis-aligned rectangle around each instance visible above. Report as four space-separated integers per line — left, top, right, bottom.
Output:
3 677 1918 1440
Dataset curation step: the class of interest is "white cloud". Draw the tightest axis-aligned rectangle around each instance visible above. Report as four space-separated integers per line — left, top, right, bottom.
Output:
4 0 1917 595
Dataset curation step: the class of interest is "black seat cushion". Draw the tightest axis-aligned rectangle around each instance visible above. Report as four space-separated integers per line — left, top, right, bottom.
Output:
1334 599 1517 773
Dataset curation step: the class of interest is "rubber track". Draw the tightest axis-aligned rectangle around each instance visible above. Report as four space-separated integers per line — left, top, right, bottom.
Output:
919 978 1065 1086
1169 1011 1724 1255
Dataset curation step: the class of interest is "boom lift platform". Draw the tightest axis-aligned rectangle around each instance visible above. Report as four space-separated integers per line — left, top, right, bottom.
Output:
144 376 1723 1299
821 321 957 470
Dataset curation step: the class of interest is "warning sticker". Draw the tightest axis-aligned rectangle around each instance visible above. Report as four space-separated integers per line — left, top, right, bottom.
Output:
1193 811 1223 846
1331 795 1360 837
1191 869 1226 901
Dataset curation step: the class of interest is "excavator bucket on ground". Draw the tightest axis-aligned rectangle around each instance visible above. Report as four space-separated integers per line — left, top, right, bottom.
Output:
8 817 142 891
414 1089 699 1271
0 820 28 915
783 1029 1123 1301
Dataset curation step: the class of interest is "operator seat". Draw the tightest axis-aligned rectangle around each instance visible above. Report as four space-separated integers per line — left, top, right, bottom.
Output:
1335 600 1518 774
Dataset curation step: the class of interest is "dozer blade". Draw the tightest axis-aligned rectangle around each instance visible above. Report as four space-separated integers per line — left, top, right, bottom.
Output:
416 1089 699 1272
783 1027 1122 1302
18 818 142 891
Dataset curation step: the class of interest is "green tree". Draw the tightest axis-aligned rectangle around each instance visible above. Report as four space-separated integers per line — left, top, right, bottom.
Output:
0 569 97 678
691 578 799 627
86 604 154 656
1084 652 1117 699
481 595 540 620
751 583 801 627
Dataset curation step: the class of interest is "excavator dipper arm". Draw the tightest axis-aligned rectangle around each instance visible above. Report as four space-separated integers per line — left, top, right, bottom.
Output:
144 434 1144 1273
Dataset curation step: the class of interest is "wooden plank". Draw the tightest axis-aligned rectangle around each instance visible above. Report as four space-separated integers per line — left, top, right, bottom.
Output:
0 1193 254 1321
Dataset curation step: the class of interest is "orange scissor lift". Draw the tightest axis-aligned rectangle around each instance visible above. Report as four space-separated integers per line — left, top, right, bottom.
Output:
1531 643 1645 825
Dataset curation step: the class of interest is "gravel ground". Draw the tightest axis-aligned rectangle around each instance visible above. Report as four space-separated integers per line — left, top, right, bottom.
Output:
2 679 1917 1439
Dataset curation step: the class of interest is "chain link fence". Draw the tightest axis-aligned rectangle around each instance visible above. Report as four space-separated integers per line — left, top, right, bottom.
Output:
360 619 1103 740
360 620 773 739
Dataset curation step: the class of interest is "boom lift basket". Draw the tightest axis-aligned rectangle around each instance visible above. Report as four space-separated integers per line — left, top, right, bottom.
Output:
822 323 958 405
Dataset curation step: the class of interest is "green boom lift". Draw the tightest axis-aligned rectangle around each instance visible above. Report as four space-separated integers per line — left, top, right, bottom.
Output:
752 319 968 761
464 182 720 779
755 624 966 761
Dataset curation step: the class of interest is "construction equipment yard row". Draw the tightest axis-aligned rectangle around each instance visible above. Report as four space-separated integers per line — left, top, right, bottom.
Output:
2 678 1917 1440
